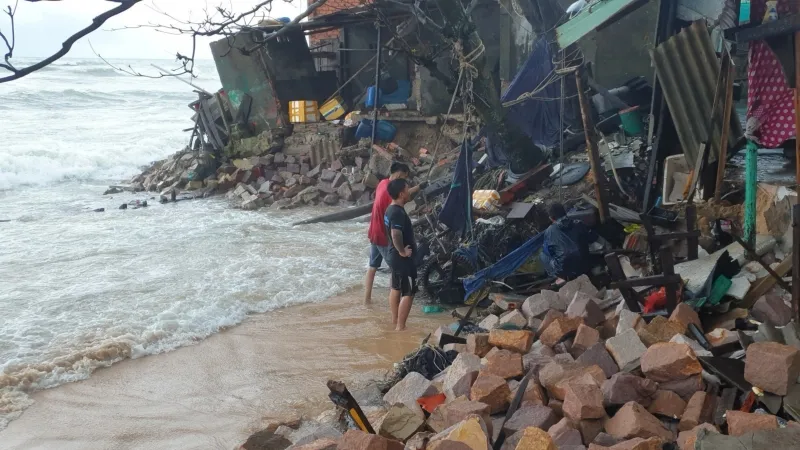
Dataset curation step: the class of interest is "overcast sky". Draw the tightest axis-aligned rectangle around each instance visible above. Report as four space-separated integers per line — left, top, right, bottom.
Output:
5 0 306 61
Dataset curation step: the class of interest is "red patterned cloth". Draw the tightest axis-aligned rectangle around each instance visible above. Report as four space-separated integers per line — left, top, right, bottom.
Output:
746 40 796 148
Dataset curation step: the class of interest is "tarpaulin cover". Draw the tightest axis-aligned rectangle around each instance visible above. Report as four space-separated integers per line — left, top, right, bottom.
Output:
485 36 575 167
462 231 544 300
438 140 473 234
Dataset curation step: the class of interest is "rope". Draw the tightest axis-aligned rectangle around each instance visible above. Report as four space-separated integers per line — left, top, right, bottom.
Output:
424 66 465 182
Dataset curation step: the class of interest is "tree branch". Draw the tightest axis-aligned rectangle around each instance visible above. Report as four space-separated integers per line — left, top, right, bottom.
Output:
0 0 18 71
0 0 142 83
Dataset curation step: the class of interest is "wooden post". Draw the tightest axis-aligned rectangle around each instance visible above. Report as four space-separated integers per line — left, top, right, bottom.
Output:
370 23 382 147
575 67 610 222
714 57 735 201
793 204 800 323
686 205 698 261
660 246 678 314
795 32 800 184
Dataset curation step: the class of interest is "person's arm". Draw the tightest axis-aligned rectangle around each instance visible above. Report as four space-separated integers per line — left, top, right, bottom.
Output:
408 181 428 196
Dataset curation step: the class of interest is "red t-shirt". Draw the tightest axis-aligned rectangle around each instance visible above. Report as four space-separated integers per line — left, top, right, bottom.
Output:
368 179 392 246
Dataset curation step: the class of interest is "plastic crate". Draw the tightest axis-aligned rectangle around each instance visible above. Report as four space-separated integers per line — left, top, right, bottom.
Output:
289 100 319 123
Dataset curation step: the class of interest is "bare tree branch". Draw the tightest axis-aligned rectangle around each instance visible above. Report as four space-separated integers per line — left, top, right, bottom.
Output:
0 0 18 71
0 0 143 83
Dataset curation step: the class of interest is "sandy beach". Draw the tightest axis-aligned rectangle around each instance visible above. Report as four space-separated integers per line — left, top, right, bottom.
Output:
0 291 449 450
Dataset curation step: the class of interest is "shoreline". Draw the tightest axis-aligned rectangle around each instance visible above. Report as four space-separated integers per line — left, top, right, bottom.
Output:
0 289 450 450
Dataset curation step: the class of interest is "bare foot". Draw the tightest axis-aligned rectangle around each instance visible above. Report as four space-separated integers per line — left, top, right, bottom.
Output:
394 326 407 331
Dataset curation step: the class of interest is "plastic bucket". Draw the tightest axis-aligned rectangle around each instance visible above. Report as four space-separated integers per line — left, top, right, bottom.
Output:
619 106 644 135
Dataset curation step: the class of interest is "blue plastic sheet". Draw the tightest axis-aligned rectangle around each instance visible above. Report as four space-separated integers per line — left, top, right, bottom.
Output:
486 36 572 167
462 232 544 300
438 140 473 235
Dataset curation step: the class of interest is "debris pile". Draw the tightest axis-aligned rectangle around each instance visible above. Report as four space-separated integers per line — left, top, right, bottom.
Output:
246 265 800 449
121 121 456 210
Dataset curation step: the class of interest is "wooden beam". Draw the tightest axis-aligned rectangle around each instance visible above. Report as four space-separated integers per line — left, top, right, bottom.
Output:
610 274 682 289
715 56 734 201
731 234 792 292
576 67 610 222
741 257 793 308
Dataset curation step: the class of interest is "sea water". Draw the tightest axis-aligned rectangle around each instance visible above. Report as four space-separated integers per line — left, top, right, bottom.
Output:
0 59 371 429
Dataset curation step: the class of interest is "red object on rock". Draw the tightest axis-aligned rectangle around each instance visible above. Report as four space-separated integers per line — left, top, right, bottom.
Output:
417 393 446 413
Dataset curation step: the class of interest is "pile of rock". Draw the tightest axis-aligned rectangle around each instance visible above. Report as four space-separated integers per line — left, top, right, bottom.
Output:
256 274 800 449
123 141 442 211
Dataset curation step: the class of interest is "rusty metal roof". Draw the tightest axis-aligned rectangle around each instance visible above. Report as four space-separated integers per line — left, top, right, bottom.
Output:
652 20 743 165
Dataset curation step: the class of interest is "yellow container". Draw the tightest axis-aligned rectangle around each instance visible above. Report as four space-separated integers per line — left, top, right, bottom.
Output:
320 95 346 121
289 100 319 123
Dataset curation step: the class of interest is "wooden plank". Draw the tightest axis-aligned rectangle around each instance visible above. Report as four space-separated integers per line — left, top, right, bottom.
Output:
741 256 793 308
556 0 641 49
661 247 678 314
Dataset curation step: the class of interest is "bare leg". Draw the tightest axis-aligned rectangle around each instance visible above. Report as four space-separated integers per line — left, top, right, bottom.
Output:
389 289 401 325
364 267 377 304
395 295 414 331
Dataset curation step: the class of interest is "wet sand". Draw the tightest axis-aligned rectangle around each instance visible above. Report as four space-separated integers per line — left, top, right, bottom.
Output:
0 292 450 450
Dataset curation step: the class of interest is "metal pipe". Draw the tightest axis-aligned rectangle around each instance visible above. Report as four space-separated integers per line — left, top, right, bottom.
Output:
370 22 382 146
744 140 758 252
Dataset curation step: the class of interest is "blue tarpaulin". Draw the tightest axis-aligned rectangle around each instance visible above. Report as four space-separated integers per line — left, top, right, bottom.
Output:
438 140 473 235
486 36 571 167
462 231 544 300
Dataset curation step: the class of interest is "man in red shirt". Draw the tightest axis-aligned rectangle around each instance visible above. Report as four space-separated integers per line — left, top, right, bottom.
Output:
365 163 421 303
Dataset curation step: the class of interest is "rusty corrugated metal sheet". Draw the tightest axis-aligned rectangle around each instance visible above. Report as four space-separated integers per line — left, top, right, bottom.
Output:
210 34 287 134
652 20 743 165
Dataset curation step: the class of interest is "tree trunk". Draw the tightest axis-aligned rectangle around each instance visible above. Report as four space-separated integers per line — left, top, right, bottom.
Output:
435 0 543 174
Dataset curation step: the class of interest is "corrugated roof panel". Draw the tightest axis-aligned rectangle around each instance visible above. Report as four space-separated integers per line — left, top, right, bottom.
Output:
652 20 743 165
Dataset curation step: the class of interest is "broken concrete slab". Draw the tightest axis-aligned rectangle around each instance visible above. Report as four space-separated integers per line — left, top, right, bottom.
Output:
502 404 558 436
646 390 686 420
466 333 493 358
567 292 605 327
426 396 492 434
640 342 702 383
378 404 424 441
560 275 599 302
725 410 778 436
669 303 702 332
571 324 601 357
678 392 712 432
616 310 643 335
606 329 647 372
489 329 534 354
479 314 500 330
383 372 431 418
443 353 481 400
676 423 718 450
605 401 674 441
752 293 793 326
540 317 584 347
637 316 687 347
483 348 524 380
339 429 403 450
563 379 606 421
470 372 511 414
499 310 528 329
694 426 800 450
602 373 658 407
523 290 570 319
577 342 620 378
744 341 800 396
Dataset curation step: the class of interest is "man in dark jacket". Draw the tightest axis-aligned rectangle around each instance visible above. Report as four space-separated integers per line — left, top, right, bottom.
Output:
541 203 599 281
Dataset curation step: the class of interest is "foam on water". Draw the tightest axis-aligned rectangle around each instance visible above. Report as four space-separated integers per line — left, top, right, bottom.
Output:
0 60 375 429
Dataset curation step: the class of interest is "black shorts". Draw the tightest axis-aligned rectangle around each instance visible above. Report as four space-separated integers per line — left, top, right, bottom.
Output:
390 268 417 297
